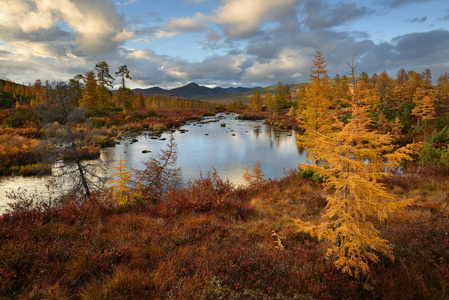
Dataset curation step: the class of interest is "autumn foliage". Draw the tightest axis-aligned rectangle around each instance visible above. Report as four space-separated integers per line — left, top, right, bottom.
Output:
243 159 266 186
296 52 414 277
1 58 449 298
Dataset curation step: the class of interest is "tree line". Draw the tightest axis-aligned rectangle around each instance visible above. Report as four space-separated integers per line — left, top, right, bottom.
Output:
0 62 217 114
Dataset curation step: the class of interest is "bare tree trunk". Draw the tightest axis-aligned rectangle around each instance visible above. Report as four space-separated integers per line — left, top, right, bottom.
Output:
60 95 91 198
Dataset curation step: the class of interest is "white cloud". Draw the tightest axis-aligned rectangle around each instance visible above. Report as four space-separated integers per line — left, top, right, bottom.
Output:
160 65 189 80
0 0 136 84
242 49 306 82
114 28 136 43
128 48 164 62
156 13 208 38
116 0 138 5
211 0 298 38
0 0 127 54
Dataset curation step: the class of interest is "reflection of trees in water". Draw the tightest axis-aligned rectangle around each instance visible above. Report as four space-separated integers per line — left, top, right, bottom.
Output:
296 143 305 155
264 127 296 148
253 126 261 138
265 127 275 148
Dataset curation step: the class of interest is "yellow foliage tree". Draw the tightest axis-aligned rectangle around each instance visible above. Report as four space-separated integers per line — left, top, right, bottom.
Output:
287 105 295 116
436 73 449 103
265 91 279 113
79 71 99 114
243 159 265 186
297 48 334 138
295 54 413 277
110 157 135 205
249 89 263 111
412 87 436 128
135 92 146 109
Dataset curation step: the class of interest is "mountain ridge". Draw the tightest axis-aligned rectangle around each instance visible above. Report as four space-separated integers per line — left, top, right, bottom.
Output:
132 82 262 98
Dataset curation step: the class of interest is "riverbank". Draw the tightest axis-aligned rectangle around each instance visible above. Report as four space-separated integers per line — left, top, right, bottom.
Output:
1 168 448 299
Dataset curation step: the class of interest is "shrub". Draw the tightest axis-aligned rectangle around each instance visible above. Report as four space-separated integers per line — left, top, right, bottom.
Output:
419 127 449 167
129 110 160 122
3 107 38 128
61 145 100 162
93 135 116 148
9 163 52 176
434 113 449 129
149 123 167 131
0 126 45 138
124 123 143 131
0 134 45 175
298 168 325 183
89 116 108 128
163 170 234 214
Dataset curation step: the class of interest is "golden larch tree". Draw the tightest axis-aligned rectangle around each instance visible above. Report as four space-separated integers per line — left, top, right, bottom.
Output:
436 73 449 103
243 159 265 186
412 87 436 128
265 91 278 112
249 89 263 111
295 54 412 278
109 157 133 205
296 48 334 136
79 71 99 114
135 92 146 109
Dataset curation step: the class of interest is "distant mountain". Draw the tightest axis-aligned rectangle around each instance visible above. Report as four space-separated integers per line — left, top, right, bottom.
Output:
196 81 308 104
132 82 262 99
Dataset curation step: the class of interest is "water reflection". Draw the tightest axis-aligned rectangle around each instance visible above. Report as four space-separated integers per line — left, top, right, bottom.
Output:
0 113 307 214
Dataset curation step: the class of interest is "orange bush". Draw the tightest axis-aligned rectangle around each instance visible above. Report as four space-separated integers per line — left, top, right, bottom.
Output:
0 134 47 174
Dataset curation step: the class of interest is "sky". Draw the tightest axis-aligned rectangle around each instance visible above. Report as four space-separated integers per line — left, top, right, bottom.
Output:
0 0 448 89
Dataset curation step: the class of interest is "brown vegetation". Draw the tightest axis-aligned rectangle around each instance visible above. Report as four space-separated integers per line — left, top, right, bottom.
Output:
1 170 448 299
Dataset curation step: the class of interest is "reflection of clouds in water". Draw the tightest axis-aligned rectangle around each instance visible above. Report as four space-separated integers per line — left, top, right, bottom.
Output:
0 175 62 213
152 114 304 184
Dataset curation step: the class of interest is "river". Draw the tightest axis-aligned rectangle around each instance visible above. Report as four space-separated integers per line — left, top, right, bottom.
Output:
0 113 307 214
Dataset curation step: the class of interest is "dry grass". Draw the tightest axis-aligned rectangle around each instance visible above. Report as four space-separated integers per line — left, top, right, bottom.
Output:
1 170 448 299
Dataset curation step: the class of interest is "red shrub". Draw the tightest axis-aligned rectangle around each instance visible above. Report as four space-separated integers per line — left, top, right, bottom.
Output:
163 170 234 214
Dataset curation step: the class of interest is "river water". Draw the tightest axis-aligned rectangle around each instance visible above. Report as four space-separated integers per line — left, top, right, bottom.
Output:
0 113 307 214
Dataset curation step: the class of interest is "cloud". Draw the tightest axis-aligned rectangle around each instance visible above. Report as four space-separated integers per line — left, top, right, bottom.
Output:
302 0 374 30
1 0 448 90
0 0 127 55
392 29 449 62
377 0 433 8
242 49 307 83
351 29 449 78
166 13 208 34
116 0 138 5
197 30 238 50
437 9 449 21
127 48 165 62
406 16 427 23
212 0 298 39
156 13 208 38
161 54 247 82
0 0 136 85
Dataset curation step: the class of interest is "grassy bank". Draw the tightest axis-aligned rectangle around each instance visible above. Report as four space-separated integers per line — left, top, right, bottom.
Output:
1 169 448 299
